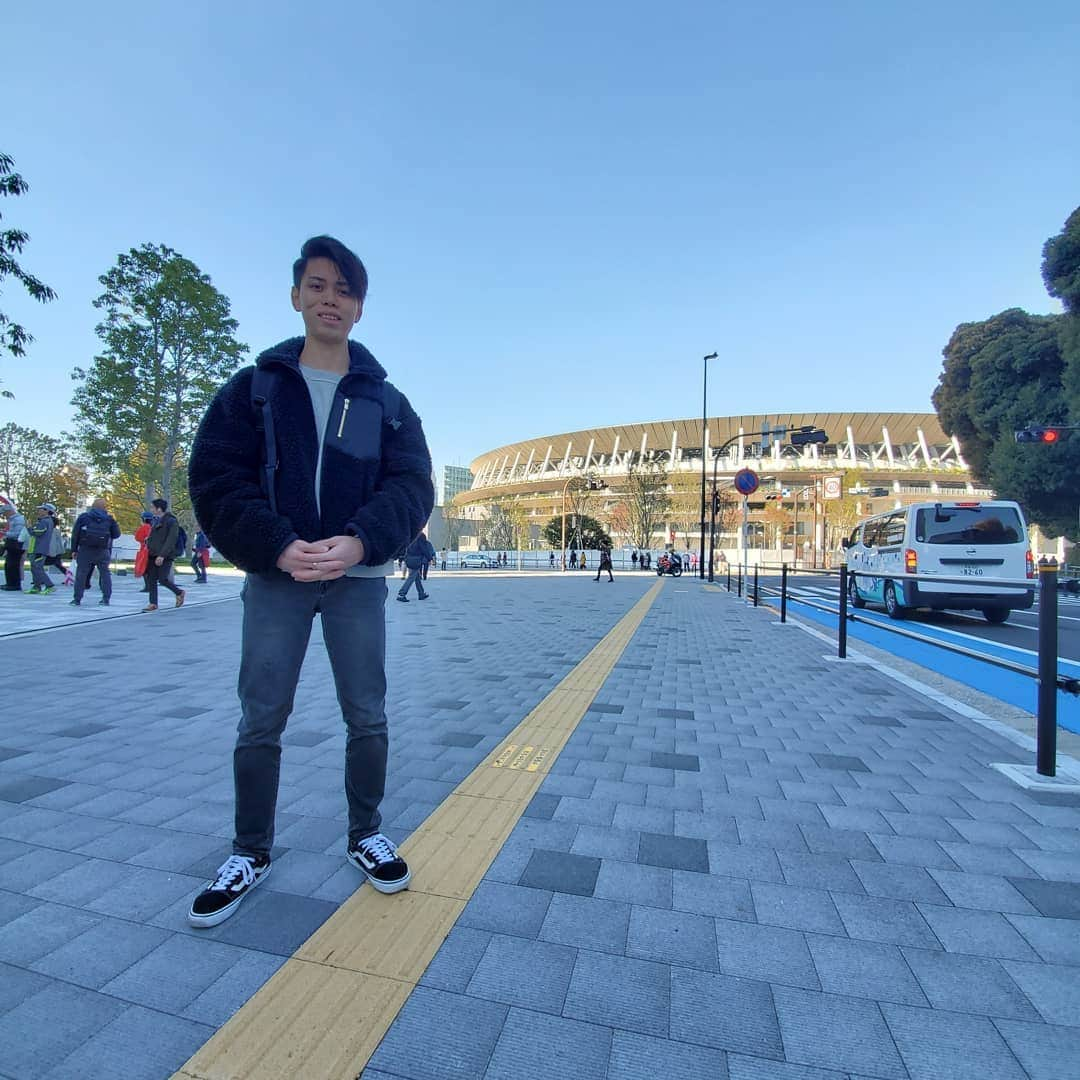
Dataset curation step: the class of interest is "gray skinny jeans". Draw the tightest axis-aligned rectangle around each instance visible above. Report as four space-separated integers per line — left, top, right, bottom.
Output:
233 571 389 858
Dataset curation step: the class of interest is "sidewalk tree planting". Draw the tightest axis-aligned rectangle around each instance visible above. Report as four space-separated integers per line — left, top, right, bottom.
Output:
543 513 611 551
70 243 248 507
622 457 671 550
933 205 1080 539
0 152 57 398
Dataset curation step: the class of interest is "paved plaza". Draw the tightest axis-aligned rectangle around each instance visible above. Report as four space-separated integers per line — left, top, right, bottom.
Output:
1 569 1079 1079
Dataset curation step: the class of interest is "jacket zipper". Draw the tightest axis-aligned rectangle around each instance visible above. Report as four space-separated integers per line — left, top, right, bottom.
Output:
337 398 351 438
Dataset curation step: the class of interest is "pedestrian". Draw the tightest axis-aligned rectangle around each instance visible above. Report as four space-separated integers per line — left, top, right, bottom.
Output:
549 551 555 569
142 498 186 612
41 509 74 586
191 526 211 583
134 511 153 592
440 547 447 571
397 530 435 601
631 550 638 571
595 543 614 582
69 498 120 606
569 548 577 569
187 234 434 927
26 504 57 594
1 503 26 591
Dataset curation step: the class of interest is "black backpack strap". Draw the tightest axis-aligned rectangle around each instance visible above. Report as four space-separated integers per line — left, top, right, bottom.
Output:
251 368 279 514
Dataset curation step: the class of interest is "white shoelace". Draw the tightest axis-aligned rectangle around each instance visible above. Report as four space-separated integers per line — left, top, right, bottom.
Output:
210 854 257 893
358 834 398 865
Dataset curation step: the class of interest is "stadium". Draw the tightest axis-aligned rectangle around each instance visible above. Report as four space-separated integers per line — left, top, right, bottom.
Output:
453 412 989 564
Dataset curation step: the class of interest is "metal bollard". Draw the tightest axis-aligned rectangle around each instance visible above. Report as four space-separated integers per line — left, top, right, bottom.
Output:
781 563 788 623
727 566 731 592
753 565 759 606
1037 558 1059 777
838 565 848 660
737 567 742 598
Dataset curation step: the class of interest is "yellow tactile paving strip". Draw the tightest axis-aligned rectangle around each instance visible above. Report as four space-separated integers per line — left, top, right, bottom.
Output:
174 579 664 1080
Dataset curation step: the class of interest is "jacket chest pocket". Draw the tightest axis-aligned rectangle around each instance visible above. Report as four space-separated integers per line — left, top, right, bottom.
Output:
332 396 382 461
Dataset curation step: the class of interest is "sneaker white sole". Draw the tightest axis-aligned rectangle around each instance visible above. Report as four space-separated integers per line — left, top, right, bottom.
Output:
347 852 411 894
187 863 270 928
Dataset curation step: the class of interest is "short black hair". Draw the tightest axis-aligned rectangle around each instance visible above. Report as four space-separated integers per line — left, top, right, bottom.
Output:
293 236 368 302
152 498 168 512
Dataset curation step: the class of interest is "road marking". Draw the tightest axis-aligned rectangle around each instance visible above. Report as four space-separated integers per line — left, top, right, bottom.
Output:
173 579 664 1080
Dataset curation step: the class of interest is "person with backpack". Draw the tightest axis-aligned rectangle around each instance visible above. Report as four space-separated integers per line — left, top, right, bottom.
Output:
397 530 435 602
191 526 211 583
69 498 121 606
43 508 74 586
26 504 57 594
187 235 433 928
595 543 614 582
1 503 27 591
143 498 186 612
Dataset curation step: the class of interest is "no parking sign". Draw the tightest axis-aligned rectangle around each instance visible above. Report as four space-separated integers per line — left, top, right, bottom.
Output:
733 469 759 496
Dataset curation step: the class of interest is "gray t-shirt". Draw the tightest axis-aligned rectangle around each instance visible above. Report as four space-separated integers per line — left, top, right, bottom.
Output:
300 364 393 579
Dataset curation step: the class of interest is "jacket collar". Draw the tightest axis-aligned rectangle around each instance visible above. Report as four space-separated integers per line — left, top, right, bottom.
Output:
255 337 386 380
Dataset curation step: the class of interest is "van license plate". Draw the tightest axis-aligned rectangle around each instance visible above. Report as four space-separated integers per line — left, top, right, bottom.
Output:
960 565 984 576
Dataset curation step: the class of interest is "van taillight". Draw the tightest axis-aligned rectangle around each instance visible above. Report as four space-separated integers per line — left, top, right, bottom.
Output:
905 549 917 574
1026 550 1035 579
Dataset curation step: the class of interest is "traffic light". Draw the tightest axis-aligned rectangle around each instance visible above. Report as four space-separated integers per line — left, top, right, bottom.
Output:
790 427 828 447
1015 426 1067 444
711 489 721 515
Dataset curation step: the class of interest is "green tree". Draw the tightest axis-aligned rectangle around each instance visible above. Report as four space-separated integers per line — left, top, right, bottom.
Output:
0 153 57 398
0 423 87 519
932 308 1079 537
543 514 611 550
71 243 248 506
1042 206 1080 412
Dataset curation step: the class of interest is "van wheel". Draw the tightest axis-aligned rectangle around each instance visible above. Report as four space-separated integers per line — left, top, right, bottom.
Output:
884 582 904 619
984 607 1010 625
848 577 866 609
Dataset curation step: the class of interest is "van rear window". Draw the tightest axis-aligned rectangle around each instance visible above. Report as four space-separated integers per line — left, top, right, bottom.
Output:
915 507 1024 545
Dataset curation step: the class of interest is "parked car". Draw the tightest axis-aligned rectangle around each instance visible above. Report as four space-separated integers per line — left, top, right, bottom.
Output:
843 500 1035 623
460 553 497 569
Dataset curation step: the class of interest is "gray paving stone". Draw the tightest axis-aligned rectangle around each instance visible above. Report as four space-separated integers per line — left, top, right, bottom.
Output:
181 949 287 1027
918 904 1039 961
869 833 958 870
713 918 820 989
811 753 870 773
0 901 103 965
595 859 672 909
460 880 553 938
726 1057 846 1080
995 1018 1080 1080
519 849 601 896
670 967 781 1057
651 751 700 771
778 850 864 893
539 892 630 954
0 959 51 1015
940 842 1036 878
673 870 755 922
40 1004 213 1080
902 947 1040 1020
806 934 928 1005
368 986 507 1080
607 1030 729 1080
832 893 941 949
1000 959 1080 1026
773 985 906 1078
736 818 808 854
1006 913 1080 964
0 776 72 803
484 1007 611 1080
882 1003 1026 1080
1016 848 1080 884
627 904 717 971
0 847 86 893
524 793 560 820
570 826 640 861
30 917 171 989
562 949 670 1035
466 933 576 1014
0 981 127 1080
639 831 708 873
751 882 844 934
882 811 962 841
419 926 493 992
927 868 1039 915
851 859 951 904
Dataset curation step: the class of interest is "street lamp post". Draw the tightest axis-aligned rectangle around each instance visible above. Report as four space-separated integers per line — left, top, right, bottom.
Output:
699 352 718 579
560 474 607 570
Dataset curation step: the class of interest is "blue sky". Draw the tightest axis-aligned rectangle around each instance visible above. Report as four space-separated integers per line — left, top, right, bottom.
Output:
3 1 1078 481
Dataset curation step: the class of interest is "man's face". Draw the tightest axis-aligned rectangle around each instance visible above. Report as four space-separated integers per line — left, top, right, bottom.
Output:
291 257 362 345
152 506 164 519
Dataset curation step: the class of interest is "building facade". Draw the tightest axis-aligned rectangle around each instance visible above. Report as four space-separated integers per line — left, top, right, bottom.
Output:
442 465 473 506
456 412 990 563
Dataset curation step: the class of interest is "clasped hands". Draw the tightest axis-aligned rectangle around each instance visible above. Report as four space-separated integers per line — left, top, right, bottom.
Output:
276 535 365 582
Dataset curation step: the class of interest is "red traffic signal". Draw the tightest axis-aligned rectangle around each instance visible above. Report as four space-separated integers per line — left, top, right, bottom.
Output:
1015 425 1068 443
1042 428 1060 443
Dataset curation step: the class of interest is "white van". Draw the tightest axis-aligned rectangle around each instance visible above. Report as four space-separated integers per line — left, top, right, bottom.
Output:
843 500 1035 623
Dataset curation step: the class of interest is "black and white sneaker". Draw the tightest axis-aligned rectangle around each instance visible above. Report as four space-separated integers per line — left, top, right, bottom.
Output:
188 853 270 927
347 833 411 893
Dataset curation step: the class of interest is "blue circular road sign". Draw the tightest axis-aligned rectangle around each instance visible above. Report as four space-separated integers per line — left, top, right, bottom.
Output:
733 468 760 496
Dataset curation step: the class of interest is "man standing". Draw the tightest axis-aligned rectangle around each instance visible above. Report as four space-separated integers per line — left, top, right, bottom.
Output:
187 235 433 927
70 498 120 606
191 526 211 583
143 498 186 612
397 531 435 602
1 503 26 591
26 504 57 595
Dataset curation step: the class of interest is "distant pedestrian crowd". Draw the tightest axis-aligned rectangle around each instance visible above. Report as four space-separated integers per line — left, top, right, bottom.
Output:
0 496 211 609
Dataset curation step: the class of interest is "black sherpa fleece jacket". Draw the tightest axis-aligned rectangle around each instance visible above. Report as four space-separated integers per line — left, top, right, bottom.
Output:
189 337 434 574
